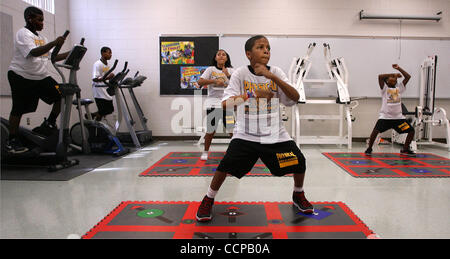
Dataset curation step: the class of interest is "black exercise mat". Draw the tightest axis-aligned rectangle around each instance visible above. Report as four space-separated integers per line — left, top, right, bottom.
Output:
1 152 130 181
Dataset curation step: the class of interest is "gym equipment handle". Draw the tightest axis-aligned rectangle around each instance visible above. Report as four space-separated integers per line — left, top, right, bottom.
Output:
51 30 70 63
103 59 119 83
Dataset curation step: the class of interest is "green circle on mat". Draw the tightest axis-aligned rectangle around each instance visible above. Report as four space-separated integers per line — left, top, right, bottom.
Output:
263 168 270 172
137 209 164 218
180 153 196 157
395 161 409 165
182 219 195 224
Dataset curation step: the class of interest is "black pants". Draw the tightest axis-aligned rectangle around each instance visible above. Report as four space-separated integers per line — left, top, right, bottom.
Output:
8 71 61 116
217 138 306 179
374 119 414 134
95 98 114 116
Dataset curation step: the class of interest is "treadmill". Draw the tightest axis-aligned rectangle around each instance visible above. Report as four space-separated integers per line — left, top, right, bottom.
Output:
117 72 152 145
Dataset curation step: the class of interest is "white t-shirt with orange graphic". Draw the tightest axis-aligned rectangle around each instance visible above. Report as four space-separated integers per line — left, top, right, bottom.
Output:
379 82 406 119
92 60 113 101
9 27 51 80
223 65 297 144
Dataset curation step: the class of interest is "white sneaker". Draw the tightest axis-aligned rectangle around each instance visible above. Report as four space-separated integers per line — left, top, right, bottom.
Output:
201 152 208 161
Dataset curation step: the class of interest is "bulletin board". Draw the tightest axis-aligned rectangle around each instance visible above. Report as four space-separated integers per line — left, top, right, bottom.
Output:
159 36 219 96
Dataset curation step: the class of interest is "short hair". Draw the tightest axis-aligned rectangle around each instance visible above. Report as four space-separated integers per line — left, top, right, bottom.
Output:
24 6 43 21
212 49 233 68
101 47 112 54
245 35 267 52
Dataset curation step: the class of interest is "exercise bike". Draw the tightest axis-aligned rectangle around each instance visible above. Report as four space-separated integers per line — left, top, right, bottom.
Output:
1 31 86 172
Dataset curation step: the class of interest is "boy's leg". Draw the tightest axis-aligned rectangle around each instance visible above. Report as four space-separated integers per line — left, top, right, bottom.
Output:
209 170 228 193
367 128 379 149
94 98 113 121
403 129 415 150
202 108 220 160
293 173 305 190
47 100 61 125
197 139 258 222
8 114 21 138
366 120 390 155
196 169 226 222
6 71 32 153
365 128 379 155
259 141 313 214
5 113 28 154
202 132 215 160
39 77 62 130
289 149 313 214
397 120 416 155
196 170 227 222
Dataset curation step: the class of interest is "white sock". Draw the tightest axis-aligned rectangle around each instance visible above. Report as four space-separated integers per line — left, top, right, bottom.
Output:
206 186 218 199
294 186 304 193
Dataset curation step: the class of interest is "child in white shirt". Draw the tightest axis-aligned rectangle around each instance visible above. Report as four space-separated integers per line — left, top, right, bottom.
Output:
196 35 314 222
198 49 235 160
365 64 415 156
6 6 69 154
91 47 115 121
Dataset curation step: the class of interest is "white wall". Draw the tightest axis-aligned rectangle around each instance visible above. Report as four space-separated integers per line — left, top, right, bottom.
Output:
3 0 450 139
0 0 71 128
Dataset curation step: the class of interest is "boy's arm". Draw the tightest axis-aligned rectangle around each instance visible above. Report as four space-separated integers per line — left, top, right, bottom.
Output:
221 71 248 109
378 73 401 89
198 68 225 88
29 36 65 58
254 64 299 102
222 94 249 110
53 51 70 62
393 64 411 86
198 78 225 87
92 63 112 82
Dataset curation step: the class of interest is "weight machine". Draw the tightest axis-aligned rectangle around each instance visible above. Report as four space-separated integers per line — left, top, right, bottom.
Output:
392 55 450 151
289 43 360 149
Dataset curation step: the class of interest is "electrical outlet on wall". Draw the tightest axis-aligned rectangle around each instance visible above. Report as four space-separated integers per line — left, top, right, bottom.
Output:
26 118 30 125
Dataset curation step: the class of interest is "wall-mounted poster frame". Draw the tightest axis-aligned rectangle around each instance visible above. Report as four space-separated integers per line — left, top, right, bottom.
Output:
160 36 219 96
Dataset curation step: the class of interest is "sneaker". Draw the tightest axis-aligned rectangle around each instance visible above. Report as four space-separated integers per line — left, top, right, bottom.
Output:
292 191 314 214
364 147 372 156
196 195 214 222
5 138 29 154
400 149 416 157
200 151 208 161
41 118 58 130
33 118 58 136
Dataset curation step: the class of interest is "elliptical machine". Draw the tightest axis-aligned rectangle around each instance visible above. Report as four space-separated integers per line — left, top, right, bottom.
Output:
1 31 87 172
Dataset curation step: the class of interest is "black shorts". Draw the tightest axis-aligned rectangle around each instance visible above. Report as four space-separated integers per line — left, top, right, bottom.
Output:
206 107 234 133
217 138 306 179
8 70 61 116
375 119 414 134
95 98 114 116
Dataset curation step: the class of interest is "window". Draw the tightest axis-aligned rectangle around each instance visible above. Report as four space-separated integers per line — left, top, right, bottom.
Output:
22 0 55 14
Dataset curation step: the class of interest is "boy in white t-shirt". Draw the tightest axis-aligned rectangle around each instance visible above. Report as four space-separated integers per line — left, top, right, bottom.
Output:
6 6 69 154
91 47 115 121
365 64 415 156
196 35 314 222
198 49 235 161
